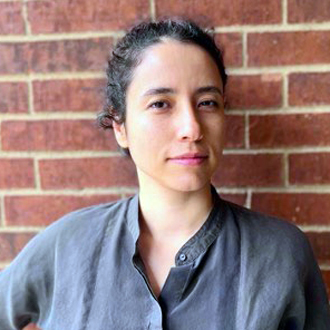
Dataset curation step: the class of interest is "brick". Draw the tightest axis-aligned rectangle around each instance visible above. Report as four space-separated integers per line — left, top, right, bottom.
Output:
39 157 138 189
0 43 28 74
288 0 330 23
289 153 330 185
29 38 111 73
0 2 25 35
212 154 283 187
321 270 330 299
2 120 116 151
215 33 242 67
0 233 35 262
5 194 120 226
251 193 330 226
289 73 330 106
219 193 246 206
224 115 244 148
155 0 281 26
0 159 35 189
28 0 150 33
33 79 105 112
0 38 111 74
248 32 330 66
306 232 330 264
250 114 330 148
0 82 28 113
226 74 282 109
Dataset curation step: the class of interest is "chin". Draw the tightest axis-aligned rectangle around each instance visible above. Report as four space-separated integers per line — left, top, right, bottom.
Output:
165 175 211 193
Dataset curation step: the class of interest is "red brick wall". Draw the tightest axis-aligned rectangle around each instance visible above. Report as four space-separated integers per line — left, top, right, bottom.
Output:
0 1 329 328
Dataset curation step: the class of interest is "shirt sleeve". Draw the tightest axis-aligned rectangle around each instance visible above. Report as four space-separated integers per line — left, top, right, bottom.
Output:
302 237 330 329
278 230 330 330
0 227 56 329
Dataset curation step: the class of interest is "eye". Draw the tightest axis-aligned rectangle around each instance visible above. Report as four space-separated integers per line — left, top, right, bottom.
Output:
148 100 170 110
198 100 219 109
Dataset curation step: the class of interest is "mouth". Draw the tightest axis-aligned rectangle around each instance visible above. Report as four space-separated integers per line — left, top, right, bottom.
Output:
168 153 209 166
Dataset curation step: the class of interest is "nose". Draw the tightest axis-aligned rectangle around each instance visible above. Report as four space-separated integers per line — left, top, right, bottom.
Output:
176 102 203 142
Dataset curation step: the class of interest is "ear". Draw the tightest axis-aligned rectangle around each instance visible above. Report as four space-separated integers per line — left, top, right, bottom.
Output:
113 121 129 149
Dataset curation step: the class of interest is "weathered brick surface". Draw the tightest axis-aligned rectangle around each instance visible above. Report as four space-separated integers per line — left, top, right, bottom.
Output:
0 2 25 35
250 114 330 148
248 32 330 66
33 79 105 112
289 153 330 185
224 115 244 148
219 193 246 206
0 43 28 74
251 193 330 225
289 72 330 106
0 233 36 262
29 38 111 73
212 154 283 187
226 74 282 109
155 0 281 26
2 120 116 151
0 82 28 113
215 33 242 67
306 232 330 264
0 38 111 74
28 0 150 33
0 159 35 189
5 195 120 226
288 0 330 23
40 157 138 189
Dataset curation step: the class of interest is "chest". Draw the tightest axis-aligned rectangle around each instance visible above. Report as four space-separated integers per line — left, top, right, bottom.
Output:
39 222 304 330
47 253 291 330
137 239 183 297
87 254 242 330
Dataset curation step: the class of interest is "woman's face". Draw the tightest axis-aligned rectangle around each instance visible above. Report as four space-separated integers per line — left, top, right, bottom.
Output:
113 39 225 192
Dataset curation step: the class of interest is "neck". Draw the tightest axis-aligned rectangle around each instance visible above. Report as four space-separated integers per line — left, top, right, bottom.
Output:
138 179 213 241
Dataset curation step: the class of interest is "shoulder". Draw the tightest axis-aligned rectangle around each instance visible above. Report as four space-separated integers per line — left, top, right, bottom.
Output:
48 196 132 231
220 199 319 290
37 196 134 244
222 199 312 263
2 196 135 281
10 196 134 264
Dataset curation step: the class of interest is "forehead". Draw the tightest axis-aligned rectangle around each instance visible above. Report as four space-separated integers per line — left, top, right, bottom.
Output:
128 40 223 94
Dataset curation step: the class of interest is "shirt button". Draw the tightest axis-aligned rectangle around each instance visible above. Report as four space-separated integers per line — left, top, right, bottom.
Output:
179 253 187 261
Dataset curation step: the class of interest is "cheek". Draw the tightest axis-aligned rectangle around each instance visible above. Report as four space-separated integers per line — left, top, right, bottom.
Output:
140 114 170 138
126 116 169 157
204 116 225 143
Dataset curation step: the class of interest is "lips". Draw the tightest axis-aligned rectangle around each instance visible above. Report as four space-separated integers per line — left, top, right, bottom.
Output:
171 152 207 159
168 153 208 165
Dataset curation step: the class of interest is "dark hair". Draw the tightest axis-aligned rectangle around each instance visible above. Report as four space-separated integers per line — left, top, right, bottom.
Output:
98 18 227 155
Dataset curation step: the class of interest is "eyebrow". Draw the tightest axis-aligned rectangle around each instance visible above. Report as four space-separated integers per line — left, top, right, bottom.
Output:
142 85 223 97
195 86 223 96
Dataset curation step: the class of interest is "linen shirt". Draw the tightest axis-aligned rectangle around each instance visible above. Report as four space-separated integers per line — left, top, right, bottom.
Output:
0 185 330 329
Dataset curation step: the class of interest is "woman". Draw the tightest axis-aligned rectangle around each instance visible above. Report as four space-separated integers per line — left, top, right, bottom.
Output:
0 19 329 330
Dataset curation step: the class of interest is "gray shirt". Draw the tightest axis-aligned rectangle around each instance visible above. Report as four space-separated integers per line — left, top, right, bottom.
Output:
0 185 329 329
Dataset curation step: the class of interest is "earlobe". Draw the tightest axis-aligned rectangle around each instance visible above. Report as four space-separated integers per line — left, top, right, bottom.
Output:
113 121 129 148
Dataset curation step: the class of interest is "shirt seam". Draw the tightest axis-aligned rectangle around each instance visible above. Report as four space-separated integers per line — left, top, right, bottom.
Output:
82 219 112 330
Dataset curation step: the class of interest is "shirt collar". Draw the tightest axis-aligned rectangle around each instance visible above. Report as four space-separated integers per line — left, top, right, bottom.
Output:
126 192 140 243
